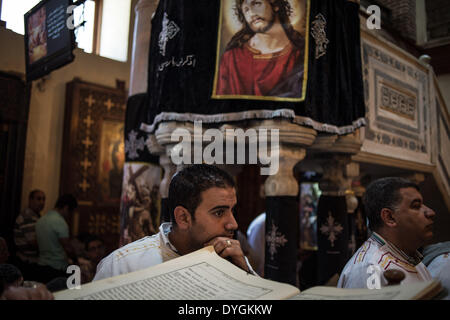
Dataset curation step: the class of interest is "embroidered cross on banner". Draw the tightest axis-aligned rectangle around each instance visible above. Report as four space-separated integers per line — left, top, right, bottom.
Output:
125 130 146 159
265 220 288 261
320 211 343 247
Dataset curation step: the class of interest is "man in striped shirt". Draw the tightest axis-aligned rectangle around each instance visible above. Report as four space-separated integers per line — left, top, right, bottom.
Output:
13 189 45 278
337 177 435 289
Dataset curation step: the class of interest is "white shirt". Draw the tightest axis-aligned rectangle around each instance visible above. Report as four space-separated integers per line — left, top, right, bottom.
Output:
94 223 180 281
246 213 266 277
94 223 257 281
337 232 432 289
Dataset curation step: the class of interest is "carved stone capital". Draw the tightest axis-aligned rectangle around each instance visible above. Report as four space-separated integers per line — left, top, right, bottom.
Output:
154 121 193 147
310 131 362 155
250 119 317 147
129 0 160 96
309 133 338 150
264 146 306 197
145 133 165 155
135 0 159 11
351 181 366 197
159 153 176 198
319 155 360 195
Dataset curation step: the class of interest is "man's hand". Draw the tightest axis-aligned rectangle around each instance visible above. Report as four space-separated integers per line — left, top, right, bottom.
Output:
204 237 250 273
3 284 54 300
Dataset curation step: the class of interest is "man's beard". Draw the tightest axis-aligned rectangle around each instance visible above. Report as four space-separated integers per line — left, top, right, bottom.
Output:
249 13 276 33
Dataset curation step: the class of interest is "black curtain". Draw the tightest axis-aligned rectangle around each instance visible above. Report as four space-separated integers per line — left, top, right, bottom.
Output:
138 0 366 134
316 195 349 284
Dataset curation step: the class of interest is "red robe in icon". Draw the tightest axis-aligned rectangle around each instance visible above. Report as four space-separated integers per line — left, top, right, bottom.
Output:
216 43 304 98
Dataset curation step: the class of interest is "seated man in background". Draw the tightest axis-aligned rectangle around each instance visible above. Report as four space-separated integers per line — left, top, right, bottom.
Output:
0 264 23 288
338 177 435 288
77 235 106 283
0 263 54 300
94 164 256 280
13 189 45 280
35 194 78 284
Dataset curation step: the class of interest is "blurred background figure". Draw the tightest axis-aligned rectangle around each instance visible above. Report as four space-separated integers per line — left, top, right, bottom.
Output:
0 264 23 289
423 241 450 300
35 194 78 284
13 189 45 280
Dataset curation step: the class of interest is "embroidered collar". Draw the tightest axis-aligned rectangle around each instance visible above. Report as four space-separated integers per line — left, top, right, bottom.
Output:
371 232 423 266
245 42 293 59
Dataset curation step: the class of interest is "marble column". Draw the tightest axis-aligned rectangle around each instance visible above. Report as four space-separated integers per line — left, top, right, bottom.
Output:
352 180 368 249
154 121 185 223
316 155 356 284
306 130 362 283
120 0 162 245
129 0 160 96
255 120 316 285
263 147 306 285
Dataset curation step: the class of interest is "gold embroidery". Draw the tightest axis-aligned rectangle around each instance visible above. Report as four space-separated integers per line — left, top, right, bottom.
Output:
246 43 293 60
311 13 329 59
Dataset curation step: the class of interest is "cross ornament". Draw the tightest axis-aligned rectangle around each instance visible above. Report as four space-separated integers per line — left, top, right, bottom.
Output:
125 130 146 159
265 220 288 261
83 115 94 129
320 211 344 247
104 98 114 111
79 178 90 192
85 95 96 107
80 158 92 171
82 137 93 149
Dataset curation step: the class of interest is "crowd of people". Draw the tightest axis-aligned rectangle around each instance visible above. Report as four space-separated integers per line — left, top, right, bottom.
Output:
1 165 449 300
0 191 106 299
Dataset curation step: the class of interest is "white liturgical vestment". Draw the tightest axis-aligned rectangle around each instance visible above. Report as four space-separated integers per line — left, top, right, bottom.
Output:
94 223 256 281
337 232 432 289
93 223 180 281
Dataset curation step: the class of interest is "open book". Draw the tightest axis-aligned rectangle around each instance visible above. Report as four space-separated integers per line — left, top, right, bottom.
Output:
54 246 442 300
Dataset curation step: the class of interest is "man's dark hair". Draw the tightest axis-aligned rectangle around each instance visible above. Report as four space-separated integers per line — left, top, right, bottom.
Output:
363 177 419 231
29 189 44 200
55 194 78 211
84 235 104 252
0 264 22 286
227 0 304 51
168 165 235 225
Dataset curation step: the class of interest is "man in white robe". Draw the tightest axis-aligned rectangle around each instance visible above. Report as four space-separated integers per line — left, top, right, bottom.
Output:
338 177 435 289
94 165 256 281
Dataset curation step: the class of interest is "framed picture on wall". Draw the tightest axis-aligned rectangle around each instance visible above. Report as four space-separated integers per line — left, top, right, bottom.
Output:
60 78 127 251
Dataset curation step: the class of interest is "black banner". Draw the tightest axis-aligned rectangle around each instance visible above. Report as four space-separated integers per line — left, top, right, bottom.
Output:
316 195 349 285
140 0 365 135
120 94 161 247
264 196 299 286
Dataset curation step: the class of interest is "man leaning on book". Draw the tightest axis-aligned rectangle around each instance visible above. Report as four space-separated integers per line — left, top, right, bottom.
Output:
94 164 257 281
338 177 436 289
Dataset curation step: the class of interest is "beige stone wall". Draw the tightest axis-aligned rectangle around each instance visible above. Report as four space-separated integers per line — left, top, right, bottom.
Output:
0 24 132 215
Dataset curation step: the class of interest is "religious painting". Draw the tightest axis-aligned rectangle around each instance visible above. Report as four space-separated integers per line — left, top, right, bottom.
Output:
120 163 162 245
98 120 125 203
212 0 309 101
27 6 47 64
299 182 320 250
61 79 127 252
